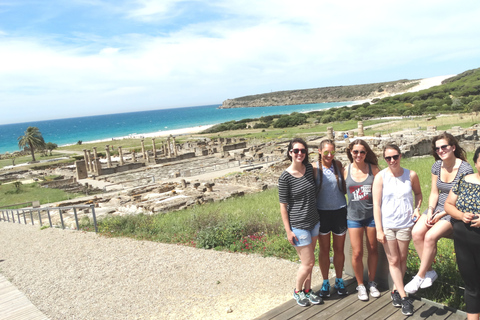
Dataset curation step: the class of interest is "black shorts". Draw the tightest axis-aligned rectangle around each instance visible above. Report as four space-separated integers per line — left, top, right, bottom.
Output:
318 207 347 236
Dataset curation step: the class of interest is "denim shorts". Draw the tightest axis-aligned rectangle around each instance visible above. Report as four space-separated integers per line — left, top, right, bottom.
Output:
347 216 376 229
291 221 320 247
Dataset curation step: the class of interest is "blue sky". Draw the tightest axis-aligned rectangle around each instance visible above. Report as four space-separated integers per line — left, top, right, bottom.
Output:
1 0 480 125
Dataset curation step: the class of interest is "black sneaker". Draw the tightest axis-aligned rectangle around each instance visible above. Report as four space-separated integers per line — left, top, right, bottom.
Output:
391 290 401 307
319 280 330 298
334 278 348 296
304 289 322 305
293 289 310 307
401 297 414 316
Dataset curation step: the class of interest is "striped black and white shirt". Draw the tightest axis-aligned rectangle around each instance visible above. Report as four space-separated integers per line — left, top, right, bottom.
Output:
278 163 319 230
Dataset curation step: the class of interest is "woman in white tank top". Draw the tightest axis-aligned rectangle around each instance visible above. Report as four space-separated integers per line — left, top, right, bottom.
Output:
372 144 422 316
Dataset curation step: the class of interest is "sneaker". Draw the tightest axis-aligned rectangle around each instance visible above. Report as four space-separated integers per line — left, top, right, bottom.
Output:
304 289 322 305
420 270 438 289
293 289 310 307
335 278 348 296
401 297 414 316
368 281 381 298
404 275 424 294
356 285 368 301
319 280 330 298
391 290 401 307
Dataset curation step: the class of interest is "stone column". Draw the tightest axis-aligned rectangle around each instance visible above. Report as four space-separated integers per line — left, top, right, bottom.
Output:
141 139 146 161
327 127 334 139
348 130 354 139
172 136 178 157
132 151 137 163
167 137 171 157
152 138 157 160
92 147 99 174
118 146 124 166
105 145 112 168
87 150 93 172
358 121 364 137
82 149 90 171
162 141 166 156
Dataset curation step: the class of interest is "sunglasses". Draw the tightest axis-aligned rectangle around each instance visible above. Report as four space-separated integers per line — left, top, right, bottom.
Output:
291 148 307 154
384 154 400 162
352 150 366 155
434 144 450 153
322 150 336 156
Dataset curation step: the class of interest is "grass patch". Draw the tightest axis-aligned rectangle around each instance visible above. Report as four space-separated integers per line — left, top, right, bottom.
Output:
0 182 83 208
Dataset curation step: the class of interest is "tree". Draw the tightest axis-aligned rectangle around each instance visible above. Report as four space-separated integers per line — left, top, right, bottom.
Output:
45 142 58 156
17 126 46 161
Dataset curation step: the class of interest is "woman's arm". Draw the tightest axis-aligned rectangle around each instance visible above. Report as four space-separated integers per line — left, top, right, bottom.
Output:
444 189 477 224
410 170 423 221
372 173 385 243
427 173 442 224
280 203 297 245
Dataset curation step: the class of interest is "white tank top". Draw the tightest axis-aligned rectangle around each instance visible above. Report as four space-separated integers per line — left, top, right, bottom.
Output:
380 168 414 229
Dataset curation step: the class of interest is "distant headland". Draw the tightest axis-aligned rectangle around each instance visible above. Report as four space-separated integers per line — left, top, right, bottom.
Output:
220 75 453 109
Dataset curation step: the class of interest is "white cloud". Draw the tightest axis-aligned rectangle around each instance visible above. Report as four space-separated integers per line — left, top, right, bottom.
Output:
1 0 480 124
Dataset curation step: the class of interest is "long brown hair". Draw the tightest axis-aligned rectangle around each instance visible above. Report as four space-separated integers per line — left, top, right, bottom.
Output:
431 132 467 161
346 139 378 165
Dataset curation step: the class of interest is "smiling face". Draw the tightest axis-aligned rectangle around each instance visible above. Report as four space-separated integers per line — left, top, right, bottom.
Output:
320 143 335 166
351 144 367 164
384 148 401 169
290 142 307 164
435 138 455 160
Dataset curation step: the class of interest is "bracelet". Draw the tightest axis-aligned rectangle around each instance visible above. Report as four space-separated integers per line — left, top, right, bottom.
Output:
428 206 434 211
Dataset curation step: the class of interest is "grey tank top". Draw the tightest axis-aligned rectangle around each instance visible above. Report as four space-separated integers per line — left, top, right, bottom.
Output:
346 163 374 221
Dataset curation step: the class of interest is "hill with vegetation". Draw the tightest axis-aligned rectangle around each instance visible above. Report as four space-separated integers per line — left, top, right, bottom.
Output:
205 67 480 133
220 79 421 108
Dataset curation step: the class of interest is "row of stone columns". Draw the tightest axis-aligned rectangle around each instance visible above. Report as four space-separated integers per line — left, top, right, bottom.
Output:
82 136 180 172
326 121 365 140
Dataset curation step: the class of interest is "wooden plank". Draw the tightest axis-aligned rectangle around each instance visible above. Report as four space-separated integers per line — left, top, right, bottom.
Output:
385 300 425 320
256 275 467 320
0 274 50 320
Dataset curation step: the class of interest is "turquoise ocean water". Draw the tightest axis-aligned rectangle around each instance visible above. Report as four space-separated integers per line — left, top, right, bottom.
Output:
0 102 354 154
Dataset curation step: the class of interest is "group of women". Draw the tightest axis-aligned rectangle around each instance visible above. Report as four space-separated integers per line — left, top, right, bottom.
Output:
279 133 480 319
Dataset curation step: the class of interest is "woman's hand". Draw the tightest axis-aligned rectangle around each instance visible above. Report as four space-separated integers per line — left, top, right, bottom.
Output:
412 208 421 223
462 212 475 224
470 215 480 228
376 229 386 244
287 230 298 245
426 210 442 226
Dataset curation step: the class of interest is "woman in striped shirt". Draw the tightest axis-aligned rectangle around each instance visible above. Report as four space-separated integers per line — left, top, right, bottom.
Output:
279 137 321 307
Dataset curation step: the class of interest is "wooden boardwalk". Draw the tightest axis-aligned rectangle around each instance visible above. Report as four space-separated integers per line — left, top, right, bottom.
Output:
255 277 467 320
0 274 50 320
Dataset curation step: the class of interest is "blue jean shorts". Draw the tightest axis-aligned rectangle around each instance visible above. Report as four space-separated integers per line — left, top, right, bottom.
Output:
291 221 320 247
347 216 376 228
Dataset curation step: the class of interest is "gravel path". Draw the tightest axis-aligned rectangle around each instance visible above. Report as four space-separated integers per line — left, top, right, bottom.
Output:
0 222 323 320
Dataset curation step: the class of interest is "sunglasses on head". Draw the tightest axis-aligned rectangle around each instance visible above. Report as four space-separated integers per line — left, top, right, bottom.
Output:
352 150 366 155
384 154 400 162
434 144 450 153
322 150 336 156
291 148 307 154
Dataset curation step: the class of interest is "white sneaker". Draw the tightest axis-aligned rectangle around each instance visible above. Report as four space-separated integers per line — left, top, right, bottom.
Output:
357 285 368 301
368 281 381 298
404 275 424 294
420 270 438 289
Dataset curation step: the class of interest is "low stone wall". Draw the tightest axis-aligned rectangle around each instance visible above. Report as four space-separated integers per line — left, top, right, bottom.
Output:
155 152 196 164
40 177 76 188
101 163 145 175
